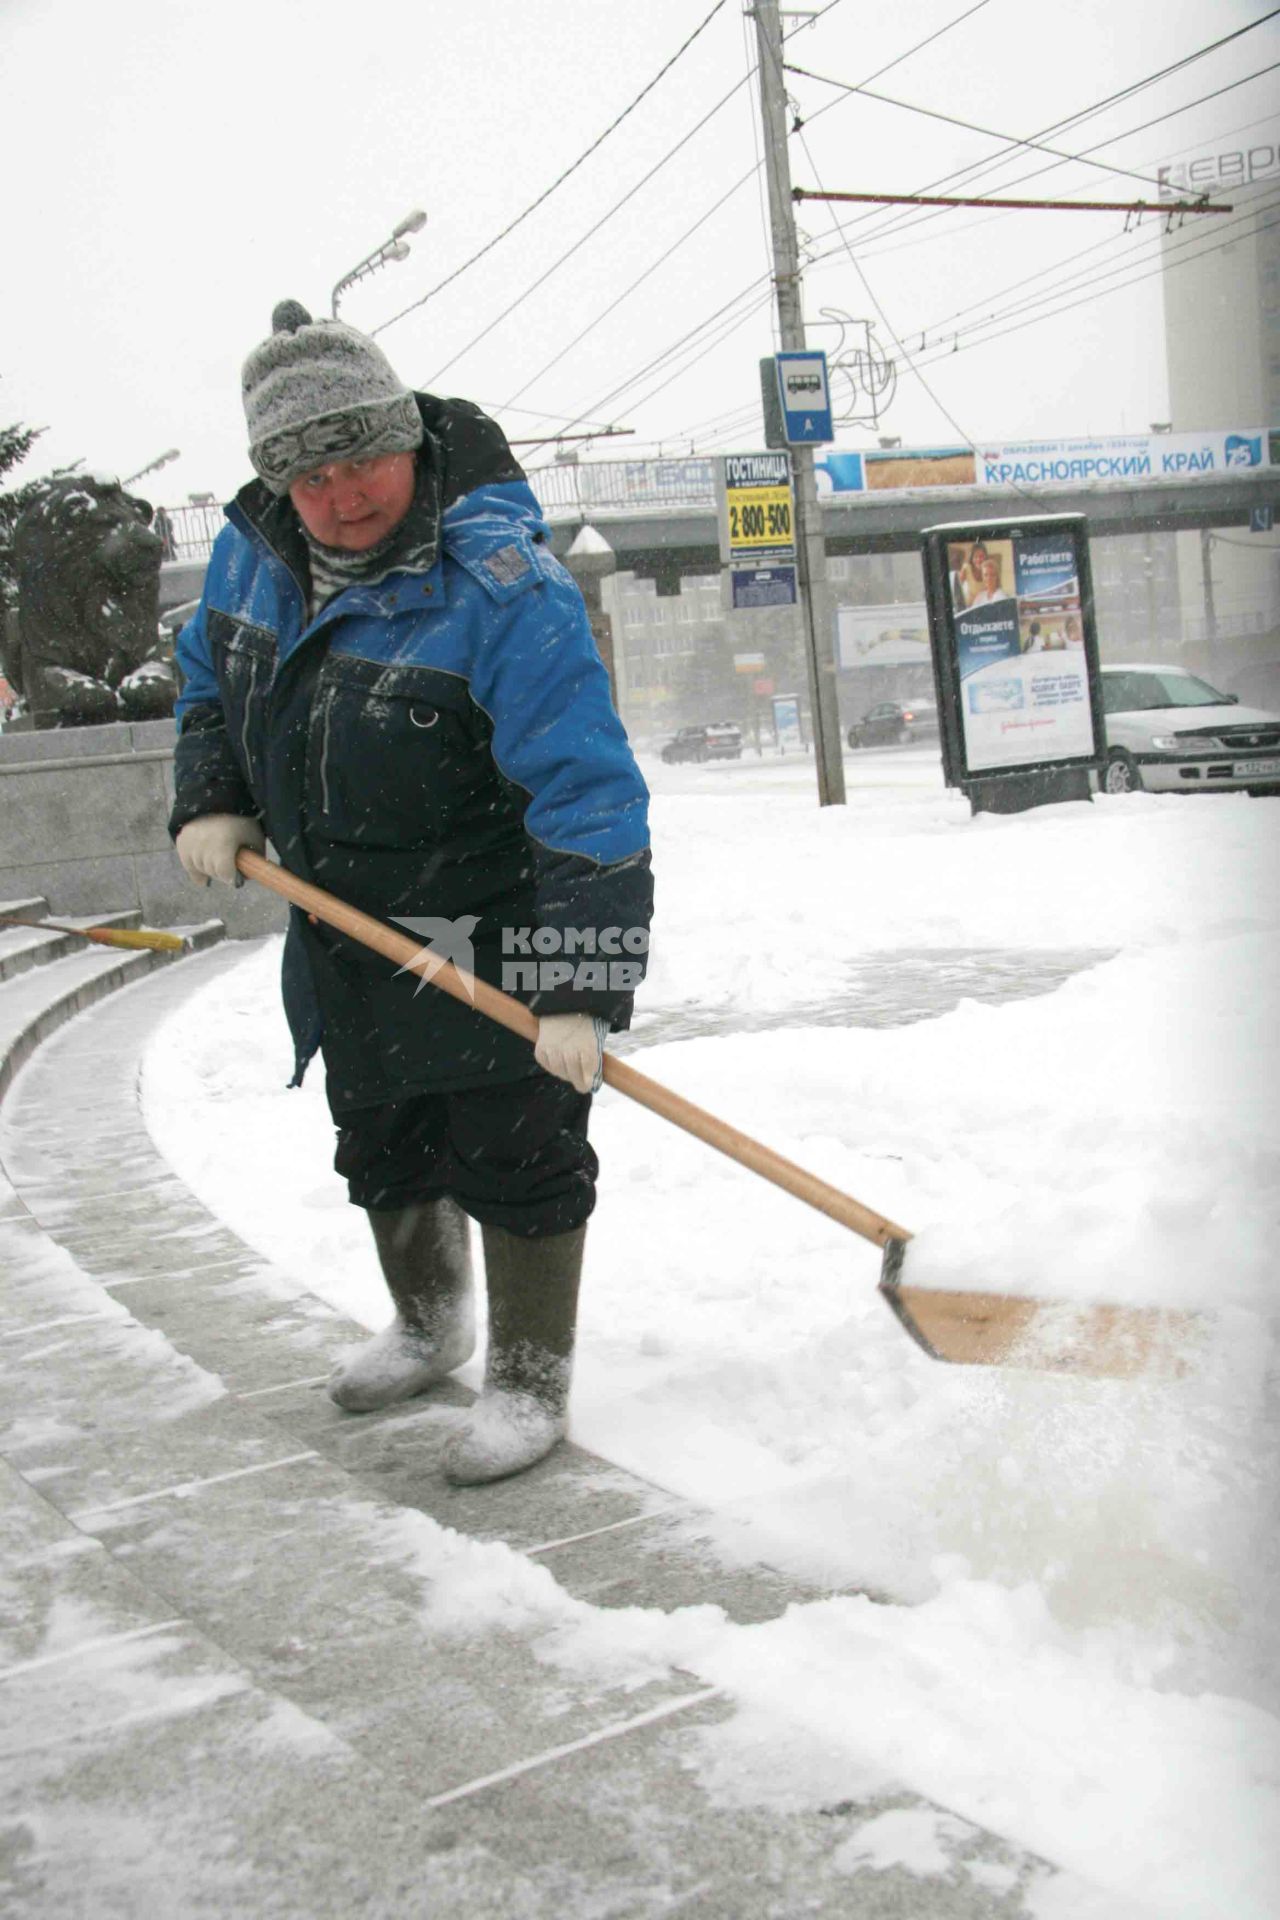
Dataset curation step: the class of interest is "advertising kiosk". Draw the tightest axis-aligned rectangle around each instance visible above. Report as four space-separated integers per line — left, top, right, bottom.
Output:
922 513 1105 813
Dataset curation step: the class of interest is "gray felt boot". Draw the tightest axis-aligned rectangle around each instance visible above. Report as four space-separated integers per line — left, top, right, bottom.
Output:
443 1222 585 1485
328 1198 476 1413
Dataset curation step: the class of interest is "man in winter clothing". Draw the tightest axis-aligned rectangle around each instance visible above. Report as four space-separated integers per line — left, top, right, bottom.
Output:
171 302 653 1484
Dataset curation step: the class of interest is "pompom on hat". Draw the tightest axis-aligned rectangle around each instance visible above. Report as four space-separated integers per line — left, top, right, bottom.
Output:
242 301 423 494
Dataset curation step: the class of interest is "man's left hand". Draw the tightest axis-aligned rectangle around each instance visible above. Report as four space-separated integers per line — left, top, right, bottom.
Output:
535 1013 606 1095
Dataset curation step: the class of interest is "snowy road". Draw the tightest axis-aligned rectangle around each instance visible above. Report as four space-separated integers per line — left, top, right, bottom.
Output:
142 748 1280 1917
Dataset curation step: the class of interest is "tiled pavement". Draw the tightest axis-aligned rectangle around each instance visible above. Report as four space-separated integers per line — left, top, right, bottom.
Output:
0 926 1140 1917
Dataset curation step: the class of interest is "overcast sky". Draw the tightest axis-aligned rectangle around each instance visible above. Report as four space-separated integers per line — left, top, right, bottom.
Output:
2 0 1275 505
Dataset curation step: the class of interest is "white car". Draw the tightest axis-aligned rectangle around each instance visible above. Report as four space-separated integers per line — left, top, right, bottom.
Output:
1099 664 1280 796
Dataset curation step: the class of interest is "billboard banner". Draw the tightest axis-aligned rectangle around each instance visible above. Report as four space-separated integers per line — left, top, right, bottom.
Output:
817 447 975 494
836 602 932 670
976 430 1268 486
926 517 1104 781
817 430 1269 495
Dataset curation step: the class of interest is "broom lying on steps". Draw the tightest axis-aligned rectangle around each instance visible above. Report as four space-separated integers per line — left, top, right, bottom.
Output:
0 915 187 953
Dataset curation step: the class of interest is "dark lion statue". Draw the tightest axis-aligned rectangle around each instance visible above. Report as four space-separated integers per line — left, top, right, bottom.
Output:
5 475 174 728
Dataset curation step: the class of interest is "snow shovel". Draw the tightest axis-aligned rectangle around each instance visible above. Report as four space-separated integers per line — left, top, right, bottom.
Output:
237 850 1195 1380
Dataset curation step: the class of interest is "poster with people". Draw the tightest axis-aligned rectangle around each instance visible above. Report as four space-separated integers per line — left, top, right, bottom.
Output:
942 524 1097 774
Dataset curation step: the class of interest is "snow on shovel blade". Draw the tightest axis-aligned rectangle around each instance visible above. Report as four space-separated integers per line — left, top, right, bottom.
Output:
878 1239 1198 1380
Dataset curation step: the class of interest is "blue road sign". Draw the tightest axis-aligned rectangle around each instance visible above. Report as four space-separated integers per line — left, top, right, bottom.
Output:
774 352 834 445
1249 504 1274 533
731 564 797 609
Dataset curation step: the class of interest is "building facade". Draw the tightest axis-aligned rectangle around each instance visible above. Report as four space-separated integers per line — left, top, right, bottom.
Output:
1160 145 1280 697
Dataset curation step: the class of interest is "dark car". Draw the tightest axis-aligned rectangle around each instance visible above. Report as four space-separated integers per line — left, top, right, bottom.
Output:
846 699 940 749
660 722 743 764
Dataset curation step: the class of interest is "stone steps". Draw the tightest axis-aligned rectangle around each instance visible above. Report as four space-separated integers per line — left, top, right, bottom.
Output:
0 905 147 987
0 908 224 1102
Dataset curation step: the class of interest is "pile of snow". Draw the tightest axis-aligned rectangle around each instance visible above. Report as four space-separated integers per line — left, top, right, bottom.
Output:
141 754 1280 1915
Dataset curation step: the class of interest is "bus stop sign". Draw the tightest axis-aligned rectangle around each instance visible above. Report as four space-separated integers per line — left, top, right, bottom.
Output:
773 352 834 445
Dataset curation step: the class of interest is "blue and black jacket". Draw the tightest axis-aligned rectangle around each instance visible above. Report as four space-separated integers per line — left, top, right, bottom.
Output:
170 396 653 1110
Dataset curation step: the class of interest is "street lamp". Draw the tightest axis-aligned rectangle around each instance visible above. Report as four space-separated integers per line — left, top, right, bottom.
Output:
331 209 427 316
123 448 180 487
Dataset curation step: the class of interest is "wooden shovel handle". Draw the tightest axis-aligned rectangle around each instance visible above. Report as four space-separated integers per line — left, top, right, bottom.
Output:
237 850 912 1251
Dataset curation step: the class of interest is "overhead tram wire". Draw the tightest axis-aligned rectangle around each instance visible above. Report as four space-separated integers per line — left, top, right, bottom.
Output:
911 194 1280 351
504 0 835 418
785 66 1171 191
420 65 756 387
908 214 1280 378
528 14 1279 472
792 93 1277 455
517 272 777 462
800 56 1280 305
673 27 1280 460
789 58 1276 301
876 199 1278 384
499 156 766 410
510 3 993 451
792 122 1035 498
369 0 731 340
805 104 1280 276
508 1 1119 466
789 8 1280 262
906 206 1280 375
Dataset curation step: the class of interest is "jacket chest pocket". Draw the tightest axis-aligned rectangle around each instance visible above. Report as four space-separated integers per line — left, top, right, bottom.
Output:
208 612 277 795
308 668 493 848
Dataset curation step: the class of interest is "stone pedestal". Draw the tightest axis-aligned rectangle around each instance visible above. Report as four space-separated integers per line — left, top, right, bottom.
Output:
0 720 284 936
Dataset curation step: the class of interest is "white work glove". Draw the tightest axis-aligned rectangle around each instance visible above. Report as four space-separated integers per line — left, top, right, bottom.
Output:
175 813 266 888
534 1013 609 1095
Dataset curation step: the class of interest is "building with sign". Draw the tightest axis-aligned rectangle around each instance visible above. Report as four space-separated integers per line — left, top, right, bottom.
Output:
1160 148 1280 694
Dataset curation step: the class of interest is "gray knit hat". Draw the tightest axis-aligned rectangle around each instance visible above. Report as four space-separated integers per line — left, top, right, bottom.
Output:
242 300 423 493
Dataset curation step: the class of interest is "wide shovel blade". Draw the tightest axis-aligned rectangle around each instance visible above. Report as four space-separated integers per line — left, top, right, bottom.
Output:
237 851 1199 1380
878 1241 1197 1380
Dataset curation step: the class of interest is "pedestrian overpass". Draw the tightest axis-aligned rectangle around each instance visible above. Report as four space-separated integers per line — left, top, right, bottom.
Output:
156 456 1279 611
527 456 1280 592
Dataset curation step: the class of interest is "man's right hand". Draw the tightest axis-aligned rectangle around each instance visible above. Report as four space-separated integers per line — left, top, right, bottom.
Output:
175 814 266 888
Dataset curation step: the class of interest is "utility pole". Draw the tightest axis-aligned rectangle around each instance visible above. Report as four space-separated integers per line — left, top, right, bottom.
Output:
751 0 845 805
1199 527 1218 657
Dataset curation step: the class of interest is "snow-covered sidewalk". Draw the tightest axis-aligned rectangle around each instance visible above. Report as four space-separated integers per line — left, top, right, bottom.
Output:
142 752 1280 1918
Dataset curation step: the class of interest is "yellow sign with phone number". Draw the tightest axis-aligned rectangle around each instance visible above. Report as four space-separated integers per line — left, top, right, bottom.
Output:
727 484 794 552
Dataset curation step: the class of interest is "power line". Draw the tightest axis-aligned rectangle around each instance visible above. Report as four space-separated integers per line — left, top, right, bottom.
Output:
786 65 1169 191
515 270 775 460
502 1 847 414
459 4 998 452
370 0 732 339
793 122 1006 480
658 31 1280 453
841 0 994 94
791 9 1280 263
922 194 1278 349
499 161 761 411
420 68 754 386
803 105 1280 273
907 208 1280 375
792 51 1280 320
